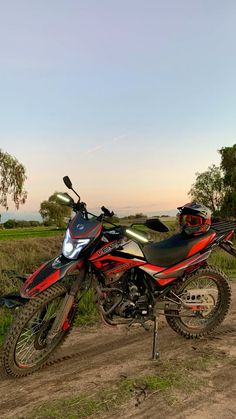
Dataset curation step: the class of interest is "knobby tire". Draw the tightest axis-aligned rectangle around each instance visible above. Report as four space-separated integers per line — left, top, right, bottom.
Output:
165 266 231 339
2 284 76 377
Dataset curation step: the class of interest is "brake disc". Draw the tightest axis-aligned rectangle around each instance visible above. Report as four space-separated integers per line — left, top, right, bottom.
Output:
34 319 55 350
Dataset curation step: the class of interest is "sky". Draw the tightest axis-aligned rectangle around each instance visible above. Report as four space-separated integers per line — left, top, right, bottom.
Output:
0 0 236 221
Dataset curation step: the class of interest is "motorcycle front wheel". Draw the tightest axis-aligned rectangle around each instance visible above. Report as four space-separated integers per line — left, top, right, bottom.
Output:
165 266 231 339
2 283 76 377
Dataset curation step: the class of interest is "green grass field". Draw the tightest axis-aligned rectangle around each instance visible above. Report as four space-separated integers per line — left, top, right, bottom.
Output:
0 217 176 241
0 226 65 240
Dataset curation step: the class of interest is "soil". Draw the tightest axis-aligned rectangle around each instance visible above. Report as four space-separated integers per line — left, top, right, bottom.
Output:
0 282 235 419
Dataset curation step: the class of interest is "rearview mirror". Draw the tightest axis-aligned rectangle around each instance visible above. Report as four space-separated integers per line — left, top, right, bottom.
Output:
63 176 73 190
145 218 169 232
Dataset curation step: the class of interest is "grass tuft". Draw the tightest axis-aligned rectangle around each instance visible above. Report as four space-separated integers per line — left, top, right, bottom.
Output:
0 308 13 344
209 249 236 277
25 353 219 419
75 289 99 326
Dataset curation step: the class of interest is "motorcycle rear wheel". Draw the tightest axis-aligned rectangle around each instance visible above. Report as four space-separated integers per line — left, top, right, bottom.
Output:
165 266 231 339
2 283 76 377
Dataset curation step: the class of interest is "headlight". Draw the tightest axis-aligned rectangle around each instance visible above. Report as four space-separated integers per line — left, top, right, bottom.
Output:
62 229 90 259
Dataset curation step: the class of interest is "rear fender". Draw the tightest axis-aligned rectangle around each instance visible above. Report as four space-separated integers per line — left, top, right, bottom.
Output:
20 256 82 298
220 240 236 258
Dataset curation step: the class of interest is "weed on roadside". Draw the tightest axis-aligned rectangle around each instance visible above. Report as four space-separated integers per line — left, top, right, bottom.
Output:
25 352 222 419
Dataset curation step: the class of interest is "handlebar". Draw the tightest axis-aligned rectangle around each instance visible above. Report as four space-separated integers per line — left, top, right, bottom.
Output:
61 176 115 219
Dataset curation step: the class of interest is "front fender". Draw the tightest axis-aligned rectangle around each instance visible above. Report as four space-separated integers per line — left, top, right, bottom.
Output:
20 256 82 298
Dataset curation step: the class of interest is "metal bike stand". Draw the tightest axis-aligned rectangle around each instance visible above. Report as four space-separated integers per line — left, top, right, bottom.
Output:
152 316 160 360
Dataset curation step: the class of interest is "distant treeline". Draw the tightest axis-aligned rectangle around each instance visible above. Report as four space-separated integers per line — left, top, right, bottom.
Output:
0 219 42 229
119 213 170 220
0 214 172 229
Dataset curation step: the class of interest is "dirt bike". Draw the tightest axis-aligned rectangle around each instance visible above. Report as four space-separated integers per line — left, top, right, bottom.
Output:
1 176 236 377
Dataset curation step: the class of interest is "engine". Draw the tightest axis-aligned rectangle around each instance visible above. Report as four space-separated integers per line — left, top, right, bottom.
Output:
100 270 152 320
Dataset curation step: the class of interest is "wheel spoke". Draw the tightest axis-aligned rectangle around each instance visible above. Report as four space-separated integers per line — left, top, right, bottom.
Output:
167 268 231 342
14 292 67 368
18 340 35 363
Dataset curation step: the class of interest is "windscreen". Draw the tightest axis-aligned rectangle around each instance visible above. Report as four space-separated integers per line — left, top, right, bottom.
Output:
69 213 102 239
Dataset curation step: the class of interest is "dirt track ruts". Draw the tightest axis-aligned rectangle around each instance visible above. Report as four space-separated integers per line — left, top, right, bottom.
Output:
0 282 236 419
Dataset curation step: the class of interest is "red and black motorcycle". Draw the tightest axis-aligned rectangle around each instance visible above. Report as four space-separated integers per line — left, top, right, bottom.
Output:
1 176 236 377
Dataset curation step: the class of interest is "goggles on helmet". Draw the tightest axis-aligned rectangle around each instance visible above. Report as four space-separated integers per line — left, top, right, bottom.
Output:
178 214 204 227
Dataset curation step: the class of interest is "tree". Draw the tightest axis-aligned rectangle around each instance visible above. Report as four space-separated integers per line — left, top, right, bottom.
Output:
4 219 17 229
125 213 147 220
39 193 71 228
188 165 224 215
219 144 236 189
0 149 27 210
219 144 236 217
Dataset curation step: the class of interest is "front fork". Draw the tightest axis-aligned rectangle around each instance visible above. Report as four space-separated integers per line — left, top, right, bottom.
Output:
49 267 89 337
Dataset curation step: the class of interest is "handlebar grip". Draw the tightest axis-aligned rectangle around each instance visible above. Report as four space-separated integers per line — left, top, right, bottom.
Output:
101 206 114 218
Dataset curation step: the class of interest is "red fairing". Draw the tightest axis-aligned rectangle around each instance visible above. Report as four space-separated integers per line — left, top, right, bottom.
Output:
139 251 211 287
187 232 216 257
92 254 146 276
225 231 234 241
138 264 176 285
69 216 102 239
23 262 47 284
24 270 61 297
89 240 123 261
154 251 211 282
20 258 80 298
139 264 177 285
139 263 165 272
158 277 177 286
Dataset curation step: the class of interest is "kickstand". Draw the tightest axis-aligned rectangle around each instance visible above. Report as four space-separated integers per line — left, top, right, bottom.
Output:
152 316 160 360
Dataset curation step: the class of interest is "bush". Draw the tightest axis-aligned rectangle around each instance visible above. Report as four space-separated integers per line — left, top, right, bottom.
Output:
3 219 42 229
4 219 17 229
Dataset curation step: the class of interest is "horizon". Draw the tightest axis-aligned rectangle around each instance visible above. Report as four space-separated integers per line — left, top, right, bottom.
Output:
0 208 178 223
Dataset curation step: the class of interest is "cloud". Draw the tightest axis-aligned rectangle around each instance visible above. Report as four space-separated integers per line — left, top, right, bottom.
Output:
111 133 129 143
84 144 105 155
84 132 130 156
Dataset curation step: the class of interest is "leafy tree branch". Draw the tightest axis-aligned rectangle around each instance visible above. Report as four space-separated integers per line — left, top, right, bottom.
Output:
0 149 27 210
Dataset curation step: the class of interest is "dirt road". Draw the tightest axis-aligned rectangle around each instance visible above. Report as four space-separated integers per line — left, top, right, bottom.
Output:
0 282 235 419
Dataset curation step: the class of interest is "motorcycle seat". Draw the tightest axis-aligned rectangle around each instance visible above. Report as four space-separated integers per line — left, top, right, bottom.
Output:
142 230 215 267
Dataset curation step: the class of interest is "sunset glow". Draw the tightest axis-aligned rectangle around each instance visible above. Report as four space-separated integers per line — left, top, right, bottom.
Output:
0 1 235 220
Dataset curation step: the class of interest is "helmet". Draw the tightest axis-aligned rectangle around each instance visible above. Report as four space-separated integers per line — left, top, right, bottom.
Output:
177 202 211 236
